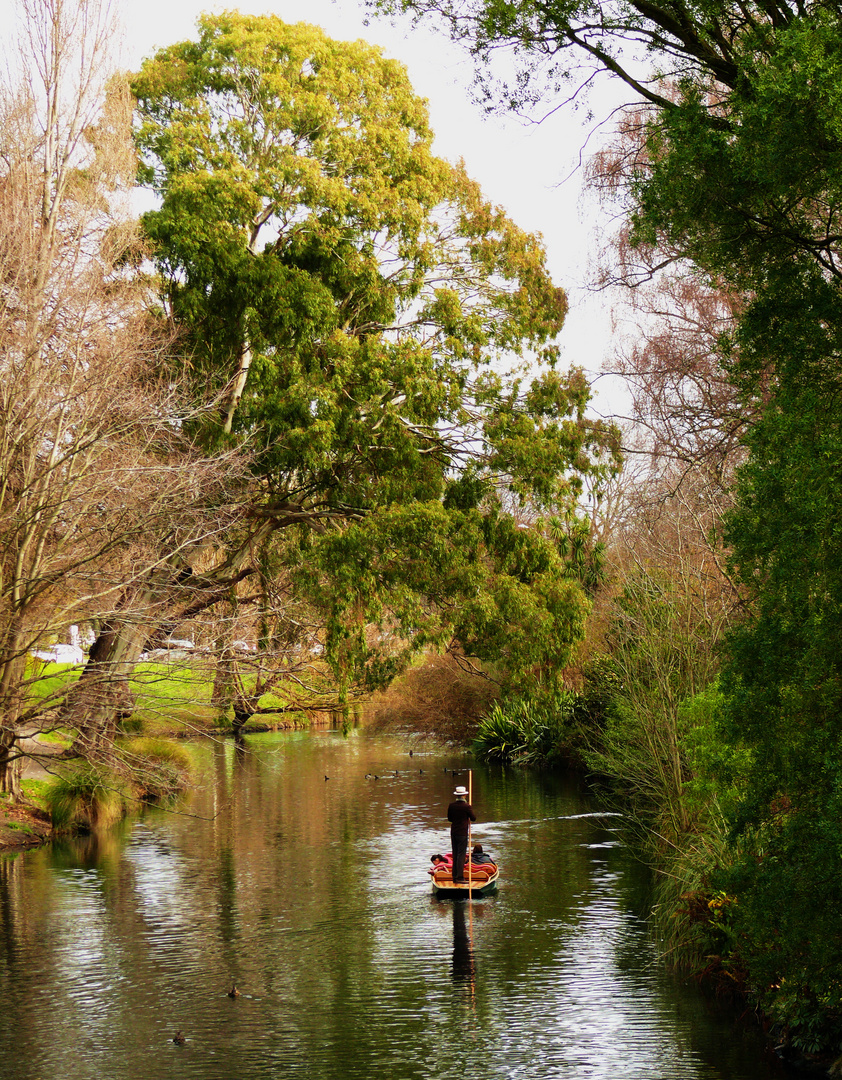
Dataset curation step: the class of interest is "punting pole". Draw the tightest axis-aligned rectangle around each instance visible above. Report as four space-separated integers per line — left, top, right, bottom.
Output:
468 770 475 959
467 769 473 896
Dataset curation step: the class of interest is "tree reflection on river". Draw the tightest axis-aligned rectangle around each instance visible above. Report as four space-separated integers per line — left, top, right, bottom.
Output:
0 729 786 1080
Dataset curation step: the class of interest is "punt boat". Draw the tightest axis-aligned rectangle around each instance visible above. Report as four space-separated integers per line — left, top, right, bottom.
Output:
430 862 499 899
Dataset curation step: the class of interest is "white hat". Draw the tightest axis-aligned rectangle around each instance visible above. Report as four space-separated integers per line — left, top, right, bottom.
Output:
453 786 469 796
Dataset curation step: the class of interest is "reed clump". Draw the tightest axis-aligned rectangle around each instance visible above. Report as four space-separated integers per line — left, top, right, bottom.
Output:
472 688 581 767
44 764 132 833
44 737 193 831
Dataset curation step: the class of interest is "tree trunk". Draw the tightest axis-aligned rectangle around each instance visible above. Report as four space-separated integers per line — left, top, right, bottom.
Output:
231 706 249 740
211 649 235 715
61 532 268 760
211 589 240 714
63 616 148 759
0 633 27 798
222 341 252 434
0 730 22 800
61 574 170 759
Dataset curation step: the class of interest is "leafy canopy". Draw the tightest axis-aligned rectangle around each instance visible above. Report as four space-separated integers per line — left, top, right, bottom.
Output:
131 12 620 688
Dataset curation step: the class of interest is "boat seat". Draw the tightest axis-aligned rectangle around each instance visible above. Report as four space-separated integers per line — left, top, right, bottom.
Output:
432 864 497 884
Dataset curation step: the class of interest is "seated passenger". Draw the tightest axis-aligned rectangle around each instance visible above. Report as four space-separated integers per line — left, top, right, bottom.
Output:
471 844 493 865
428 852 453 875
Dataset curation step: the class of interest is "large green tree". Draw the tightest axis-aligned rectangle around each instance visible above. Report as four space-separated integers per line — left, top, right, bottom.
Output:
369 2 842 279
108 13 621 722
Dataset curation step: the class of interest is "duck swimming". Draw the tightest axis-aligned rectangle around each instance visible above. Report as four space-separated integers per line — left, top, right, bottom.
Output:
228 984 240 998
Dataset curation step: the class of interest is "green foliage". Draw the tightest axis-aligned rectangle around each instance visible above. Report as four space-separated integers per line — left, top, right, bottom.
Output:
706 268 842 1048
131 12 620 694
574 664 743 974
640 21 842 1043
131 13 586 492
629 17 842 293
618 10 842 1051
296 499 601 696
581 562 729 839
678 685 751 829
472 686 579 766
376 0 842 1048
472 704 526 762
714 815 842 1053
44 740 192 830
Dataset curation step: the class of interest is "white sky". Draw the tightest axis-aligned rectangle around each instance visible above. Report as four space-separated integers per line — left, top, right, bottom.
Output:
72 0 637 418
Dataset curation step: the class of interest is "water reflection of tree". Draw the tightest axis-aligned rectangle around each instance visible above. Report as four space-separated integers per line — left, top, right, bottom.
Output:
451 903 476 991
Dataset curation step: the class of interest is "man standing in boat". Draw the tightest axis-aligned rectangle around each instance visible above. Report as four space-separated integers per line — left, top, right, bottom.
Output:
447 785 476 883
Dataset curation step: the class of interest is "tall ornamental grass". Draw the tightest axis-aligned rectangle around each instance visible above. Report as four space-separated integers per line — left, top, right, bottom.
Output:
44 765 131 832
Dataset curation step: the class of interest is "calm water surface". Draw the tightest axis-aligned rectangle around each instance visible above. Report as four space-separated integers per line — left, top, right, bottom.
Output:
0 730 788 1079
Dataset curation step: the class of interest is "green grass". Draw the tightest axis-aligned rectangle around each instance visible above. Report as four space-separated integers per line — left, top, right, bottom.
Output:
24 660 81 707
37 730 74 746
24 656 320 741
21 779 50 810
43 765 131 832
130 662 215 707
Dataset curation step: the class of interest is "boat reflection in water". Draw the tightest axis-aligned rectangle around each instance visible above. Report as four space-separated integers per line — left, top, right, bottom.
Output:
451 902 477 989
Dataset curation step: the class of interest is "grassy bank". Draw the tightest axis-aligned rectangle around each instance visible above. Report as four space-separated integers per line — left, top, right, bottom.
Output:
10 657 325 846
27 656 319 738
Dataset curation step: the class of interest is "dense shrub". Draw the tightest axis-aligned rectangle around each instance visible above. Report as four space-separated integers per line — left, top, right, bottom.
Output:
363 653 499 744
472 687 580 766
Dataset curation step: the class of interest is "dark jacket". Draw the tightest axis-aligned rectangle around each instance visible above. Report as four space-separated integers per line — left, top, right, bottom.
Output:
447 799 476 836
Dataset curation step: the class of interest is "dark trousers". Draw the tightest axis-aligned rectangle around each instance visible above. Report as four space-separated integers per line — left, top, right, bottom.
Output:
451 834 468 881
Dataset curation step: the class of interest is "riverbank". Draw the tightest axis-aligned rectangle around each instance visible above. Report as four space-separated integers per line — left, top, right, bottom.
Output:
3 710 333 854
0 797 53 850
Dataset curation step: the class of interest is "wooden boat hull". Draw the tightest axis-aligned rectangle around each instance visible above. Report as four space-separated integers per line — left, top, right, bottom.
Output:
431 866 499 899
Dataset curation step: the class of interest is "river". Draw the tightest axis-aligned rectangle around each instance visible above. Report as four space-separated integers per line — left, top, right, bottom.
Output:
0 729 788 1080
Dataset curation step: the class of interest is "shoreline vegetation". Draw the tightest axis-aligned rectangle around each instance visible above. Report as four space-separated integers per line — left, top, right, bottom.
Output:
4 655 336 851
465 676 842 1077
373 654 842 1076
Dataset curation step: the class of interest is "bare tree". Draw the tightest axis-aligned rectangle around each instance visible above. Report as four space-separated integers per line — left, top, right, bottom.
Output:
0 0 241 794
572 104 746 752
584 103 754 593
